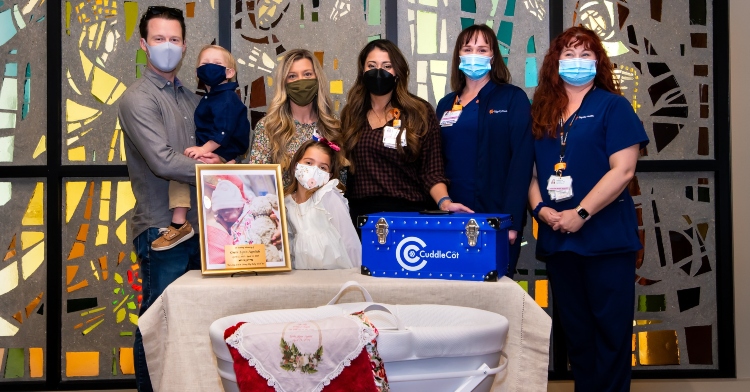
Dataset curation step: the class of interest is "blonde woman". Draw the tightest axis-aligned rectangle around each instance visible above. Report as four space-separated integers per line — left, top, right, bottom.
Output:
247 49 341 185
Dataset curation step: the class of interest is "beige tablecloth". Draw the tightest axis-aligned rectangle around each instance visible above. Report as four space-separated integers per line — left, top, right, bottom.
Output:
139 269 551 392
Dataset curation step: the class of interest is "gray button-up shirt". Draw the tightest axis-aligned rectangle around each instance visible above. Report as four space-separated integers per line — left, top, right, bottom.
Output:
118 68 201 239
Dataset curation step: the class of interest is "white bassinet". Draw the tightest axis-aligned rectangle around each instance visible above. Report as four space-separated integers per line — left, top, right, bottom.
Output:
209 282 509 392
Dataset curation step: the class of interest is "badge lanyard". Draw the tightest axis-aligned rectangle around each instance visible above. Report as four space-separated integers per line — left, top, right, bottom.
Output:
554 87 595 176
439 96 464 127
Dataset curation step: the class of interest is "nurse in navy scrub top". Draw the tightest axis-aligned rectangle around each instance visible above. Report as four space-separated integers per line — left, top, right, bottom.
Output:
436 24 534 278
528 26 649 392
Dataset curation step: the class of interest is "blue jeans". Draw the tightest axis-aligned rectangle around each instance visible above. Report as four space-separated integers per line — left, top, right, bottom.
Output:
133 227 201 392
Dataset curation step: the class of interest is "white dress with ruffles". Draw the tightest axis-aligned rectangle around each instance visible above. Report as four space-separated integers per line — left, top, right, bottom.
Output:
285 180 362 270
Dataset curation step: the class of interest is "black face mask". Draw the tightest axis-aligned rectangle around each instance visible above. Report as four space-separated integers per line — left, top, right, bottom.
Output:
363 68 396 96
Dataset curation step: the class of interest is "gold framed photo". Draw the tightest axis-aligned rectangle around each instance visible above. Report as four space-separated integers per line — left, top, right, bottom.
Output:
196 164 291 275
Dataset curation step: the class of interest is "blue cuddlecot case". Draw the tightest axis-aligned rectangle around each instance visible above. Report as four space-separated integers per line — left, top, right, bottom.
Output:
358 212 512 282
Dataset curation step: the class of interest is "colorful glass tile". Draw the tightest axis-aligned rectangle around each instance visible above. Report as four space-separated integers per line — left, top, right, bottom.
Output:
65 352 99 377
677 287 700 312
637 330 680 365
4 348 24 378
638 294 666 312
21 182 43 225
684 325 712 364
24 292 43 317
29 347 44 378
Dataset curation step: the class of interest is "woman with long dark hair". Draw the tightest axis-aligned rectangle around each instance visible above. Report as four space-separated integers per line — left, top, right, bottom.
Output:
340 39 471 223
529 26 649 391
436 24 534 277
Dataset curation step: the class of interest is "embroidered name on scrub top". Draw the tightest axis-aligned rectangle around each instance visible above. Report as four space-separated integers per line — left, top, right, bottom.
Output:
547 87 596 202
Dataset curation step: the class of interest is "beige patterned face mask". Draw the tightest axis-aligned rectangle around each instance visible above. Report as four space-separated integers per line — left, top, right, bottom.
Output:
295 163 331 190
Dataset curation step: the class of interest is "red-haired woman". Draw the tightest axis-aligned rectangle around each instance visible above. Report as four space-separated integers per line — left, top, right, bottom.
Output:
528 26 649 391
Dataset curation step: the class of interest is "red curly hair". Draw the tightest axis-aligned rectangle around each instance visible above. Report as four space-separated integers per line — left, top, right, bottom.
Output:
531 26 620 139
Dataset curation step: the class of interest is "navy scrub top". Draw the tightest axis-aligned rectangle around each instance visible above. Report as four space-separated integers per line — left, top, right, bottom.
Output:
440 97 480 207
534 87 649 257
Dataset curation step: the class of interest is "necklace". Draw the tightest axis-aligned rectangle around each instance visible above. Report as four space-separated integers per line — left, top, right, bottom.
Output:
368 102 391 128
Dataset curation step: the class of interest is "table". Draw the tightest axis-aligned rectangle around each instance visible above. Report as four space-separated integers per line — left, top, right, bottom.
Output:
139 269 551 392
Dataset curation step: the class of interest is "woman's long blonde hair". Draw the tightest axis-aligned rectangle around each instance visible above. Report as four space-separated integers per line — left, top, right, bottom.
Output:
263 49 341 171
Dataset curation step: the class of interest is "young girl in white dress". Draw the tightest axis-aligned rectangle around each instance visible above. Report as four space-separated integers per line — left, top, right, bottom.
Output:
284 139 361 269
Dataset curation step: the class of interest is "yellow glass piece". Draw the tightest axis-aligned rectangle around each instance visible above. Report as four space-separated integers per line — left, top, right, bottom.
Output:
430 60 448 75
22 182 44 226
21 232 44 250
32 135 46 159
129 313 139 325
21 241 45 280
67 242 85 260
4 233 16 261
115 219 127 244
115 181 135 220
114 272 123 284
333 58 339 70
534 280 549 307
632 353 637 367
106 82 126 105
123 1 138 41
633 333 636 351
66 1 72 34
95 20 106 50
67 136 80 146
267 76 273 87
80 307 105 316
113 294 129 313
66 181 87 223
67 98 99 122
67 69 82 95
91 66 119 103
25 292 43 317
130 251 136 263
81 319 104 335
431 75 447 104
87 23 98 49
329 80 344 95
637 330 680 365
0 316 19 336
635 319 663 325
603 41 630 57
67 279 89 292
67 122 82 133
334 100 340 112
66 265 79 285
95 225 108 245
80 50 94 81
68 146 86 161
119 129 126 161
29 347 44 378
101 181 112 200
83 112 101 125
116 307 126 323
120 347 135 374
0 261 19 296
416 11 438 54
532 217 538 239
99 200 110 221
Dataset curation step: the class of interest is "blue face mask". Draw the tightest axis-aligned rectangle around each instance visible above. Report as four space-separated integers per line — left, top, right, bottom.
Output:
458 54 492 80
197 63 228 87
558 59 597 86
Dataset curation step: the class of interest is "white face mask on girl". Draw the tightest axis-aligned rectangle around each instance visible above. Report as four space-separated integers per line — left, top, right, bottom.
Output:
295 163 331 190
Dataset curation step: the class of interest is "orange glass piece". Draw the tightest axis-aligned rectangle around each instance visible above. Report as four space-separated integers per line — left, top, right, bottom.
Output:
99 256 108 280
67 242 85 260
83 182 94 220
66 265 79 285
120 347 135 375
25 292 44 317
66 352 100 377
118 251 125 265
67 280 89 293
29 348 43 378
76 223 90 242
4 233 16 261
13 311 23 324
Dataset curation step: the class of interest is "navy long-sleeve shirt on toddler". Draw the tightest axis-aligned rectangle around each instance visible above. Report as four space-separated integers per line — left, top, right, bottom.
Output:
194 81 250 161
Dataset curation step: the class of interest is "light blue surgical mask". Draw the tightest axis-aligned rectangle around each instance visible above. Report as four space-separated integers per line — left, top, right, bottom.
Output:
142 39 184 72
558 59 597 86
459 54 492 80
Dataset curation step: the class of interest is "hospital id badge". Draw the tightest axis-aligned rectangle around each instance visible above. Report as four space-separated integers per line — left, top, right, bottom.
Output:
383 126 407 149
547 175 574 202
439 110 462 127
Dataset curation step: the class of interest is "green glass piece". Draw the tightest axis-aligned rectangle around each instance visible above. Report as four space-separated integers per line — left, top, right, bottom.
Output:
367 34 381 42
527 36 536 54
516 281 528 292
497 21 513 47
460 18 474 31
638 294 667 312
127 301 137 310
368 0 381 26
312 12 318 22
120 331 134 336
460 0 476 13
5 348 24 378
5 62 17 77
689 0 707 25
300 4 304 20
503 0 517 17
